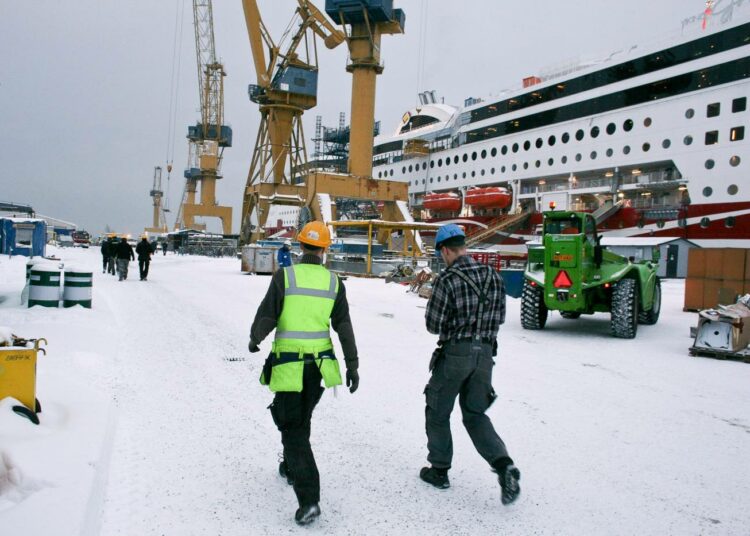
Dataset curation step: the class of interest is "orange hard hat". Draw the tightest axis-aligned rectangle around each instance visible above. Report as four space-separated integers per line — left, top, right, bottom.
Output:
297 221 331 248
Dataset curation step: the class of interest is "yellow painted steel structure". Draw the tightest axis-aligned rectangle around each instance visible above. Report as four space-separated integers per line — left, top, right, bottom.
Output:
0 339 47 417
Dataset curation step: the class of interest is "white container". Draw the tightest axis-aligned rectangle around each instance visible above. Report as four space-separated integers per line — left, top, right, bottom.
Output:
241 245 279 274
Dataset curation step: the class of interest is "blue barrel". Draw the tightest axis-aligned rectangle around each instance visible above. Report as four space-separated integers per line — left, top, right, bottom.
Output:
500 269 526 299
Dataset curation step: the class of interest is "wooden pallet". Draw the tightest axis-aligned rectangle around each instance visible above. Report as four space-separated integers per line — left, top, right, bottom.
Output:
689 346 750 363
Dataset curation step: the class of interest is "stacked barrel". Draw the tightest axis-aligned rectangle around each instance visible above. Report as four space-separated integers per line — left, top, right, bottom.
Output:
26 262 93 309
684 249 750 310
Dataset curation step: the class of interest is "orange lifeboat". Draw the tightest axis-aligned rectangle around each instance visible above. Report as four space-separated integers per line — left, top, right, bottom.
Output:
464 187 511 209
424 192 462 212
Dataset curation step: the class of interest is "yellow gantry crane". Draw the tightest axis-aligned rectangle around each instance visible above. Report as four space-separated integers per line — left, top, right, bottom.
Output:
239 0 415 251
144 166 168 234
175 0 233 235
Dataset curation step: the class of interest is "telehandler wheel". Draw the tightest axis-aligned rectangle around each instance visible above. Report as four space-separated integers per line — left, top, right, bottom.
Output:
638 277 661 325
560 312 581 319
611 278 639 339
521 281 548 330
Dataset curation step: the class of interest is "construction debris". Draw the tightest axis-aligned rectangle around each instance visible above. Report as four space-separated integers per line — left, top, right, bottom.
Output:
690 294 750 362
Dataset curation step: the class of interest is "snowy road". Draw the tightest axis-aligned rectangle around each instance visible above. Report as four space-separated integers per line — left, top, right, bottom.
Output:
2 249 750 535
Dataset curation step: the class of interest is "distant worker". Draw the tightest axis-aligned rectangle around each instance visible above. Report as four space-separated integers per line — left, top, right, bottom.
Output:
100 238 111 274
136 236 153 281
420 223 521 505
115 237 135 281
161 240 168 256
277 239 293 268
248 221 359 526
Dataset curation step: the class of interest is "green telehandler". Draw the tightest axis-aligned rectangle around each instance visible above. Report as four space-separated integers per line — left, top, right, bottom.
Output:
521 209 661 338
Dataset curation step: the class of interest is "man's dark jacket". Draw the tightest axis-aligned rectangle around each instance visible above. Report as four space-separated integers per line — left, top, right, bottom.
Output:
136 240 153 261
115 240 135 260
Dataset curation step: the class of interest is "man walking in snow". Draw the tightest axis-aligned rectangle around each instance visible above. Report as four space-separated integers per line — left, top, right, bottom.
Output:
100 238 111 274
248 221 359 526
136 236 152 281
115 237 135 281
420 223 521 505
277 239 292 268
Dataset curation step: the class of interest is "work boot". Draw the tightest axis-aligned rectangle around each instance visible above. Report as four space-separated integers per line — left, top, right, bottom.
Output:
279 460 294 485
419 466 450 489
294 504 321 526
493 458 521 505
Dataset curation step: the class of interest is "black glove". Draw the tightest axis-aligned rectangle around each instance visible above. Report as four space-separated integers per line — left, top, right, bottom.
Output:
346 369 359 394
248 340 260 353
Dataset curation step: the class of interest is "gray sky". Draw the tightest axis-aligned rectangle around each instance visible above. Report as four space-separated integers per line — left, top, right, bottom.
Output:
0 0 709 235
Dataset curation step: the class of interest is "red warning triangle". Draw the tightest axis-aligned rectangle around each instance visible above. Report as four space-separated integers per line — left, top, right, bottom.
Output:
553 270 573 288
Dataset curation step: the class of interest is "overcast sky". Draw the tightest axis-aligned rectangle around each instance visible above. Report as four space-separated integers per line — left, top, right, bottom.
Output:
0 0 722 235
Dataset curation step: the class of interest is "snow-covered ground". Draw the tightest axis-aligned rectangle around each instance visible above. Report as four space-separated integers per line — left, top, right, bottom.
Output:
1 248 749 535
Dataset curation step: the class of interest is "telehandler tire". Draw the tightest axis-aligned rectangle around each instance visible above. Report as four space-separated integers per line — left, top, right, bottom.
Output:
521 281 548 330
611 278 639 339
638 277 661 325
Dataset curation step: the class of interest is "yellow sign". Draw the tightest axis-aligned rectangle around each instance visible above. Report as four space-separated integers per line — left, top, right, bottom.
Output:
401 111 411 124
553 254 573 261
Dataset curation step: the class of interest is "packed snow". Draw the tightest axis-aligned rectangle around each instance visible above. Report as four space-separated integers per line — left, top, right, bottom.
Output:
1 248 749 535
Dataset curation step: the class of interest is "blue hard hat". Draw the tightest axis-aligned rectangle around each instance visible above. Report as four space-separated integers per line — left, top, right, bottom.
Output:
435 223 466 257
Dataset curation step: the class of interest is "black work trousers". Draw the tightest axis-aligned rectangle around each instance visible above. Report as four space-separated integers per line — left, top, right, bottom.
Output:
270 363 325 507
425 340 509 469
138 259 150 280
102 256 109 272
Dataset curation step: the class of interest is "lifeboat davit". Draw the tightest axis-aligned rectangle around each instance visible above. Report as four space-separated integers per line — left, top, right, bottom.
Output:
464 187 511 209
424 192 462 212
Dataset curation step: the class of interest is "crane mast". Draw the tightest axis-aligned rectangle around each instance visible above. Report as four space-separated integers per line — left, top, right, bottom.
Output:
145 166 168 233
175 0 233 235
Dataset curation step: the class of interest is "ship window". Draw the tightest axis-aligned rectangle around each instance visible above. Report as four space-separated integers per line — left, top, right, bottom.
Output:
707 102 720 117
453 156 459 164
642 142 651 152
512 164 517 171
705 131 719 145
470 152 477 160
623 119 634 132
462 153 468 162
684 135 693 145
644 117 652 127
481 149 487 159
662 139 671 149
562 132 570 143
423 163 428 170
606 148 613 157
606 122 616 135
445 158 450 167
535 160 541 168
377 172 381 178
491 168 495 174
730 155 741 167
472 170 477 177
575 153 582 162
523 140 531 151
536 138 543 148
430 161 435 169
430 178 434 183
454 174 458 180
501 166 506 173
590 151 597 160
548 158 554 166
512 143 519 153
436 176 441 182
731 126 745 141
656 220 665 228
402 166 406 173
561 156 568 164
491 147 497 157
390 170 394 176
705 159 715 169
501 145 508 155
548 135 556 146
678 218 687 228
733 97 747 113
421 179 424 184
481 169 486 176
523 162 529 170
463 172 467 178
436 160 442 168
575 129 584 141
409 165 414 172
685 108 694 119
700 217 710 228
623 145 631 154
726 216 736 228
728 184 738 195
590 126 600 138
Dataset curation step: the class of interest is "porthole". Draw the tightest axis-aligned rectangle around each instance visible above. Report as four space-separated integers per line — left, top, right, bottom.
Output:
390 170 394 177
705 159 715 170
402 166 407 173
703 186 713 197
536 138 543 148
501 145 508 155
606 123 616 135
491 168 495 174
535 160 541 168
656 220 665 229
662 139 671 149
429 178 433 183
590 151 597 160
462 154 468 162
422 163 427 170
678 218 687 228
420 178 424 184
623 145 631 155
637 220 644 229
623 119 634 132
471 152 478 161
606 148 614 157
435 160 441 168
562 133 570 143
462 172 467 178
642 142 651 152
523 140 531 151
730 155 741 167
726 216 736 228
512 164 517 171
684 135 693 145
444 158 450 167
644 117 652 127
512 143 519 153
479 169 484 176
501 166 506 173
548 158 554 166
548 135 556 146
728 184 738 195
575 153 582 162
471 170 476 177
437 176 441 182
454 174 458 180
429 161 434 169
481 149 487 159
590 126 600 138
685 108 695 119
700 217 710 229
377 172 381 178
575 129 584 141
523 162 529 170
490 147 497 157
561 156 568 164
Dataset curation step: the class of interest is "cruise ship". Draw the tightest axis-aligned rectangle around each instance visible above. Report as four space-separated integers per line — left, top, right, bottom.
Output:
371 4 750 247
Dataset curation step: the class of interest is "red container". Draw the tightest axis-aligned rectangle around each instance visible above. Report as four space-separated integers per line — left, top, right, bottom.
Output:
464 187 512 209
424 193 461 212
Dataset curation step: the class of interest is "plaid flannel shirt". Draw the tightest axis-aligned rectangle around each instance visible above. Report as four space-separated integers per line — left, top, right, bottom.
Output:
425 255 506 342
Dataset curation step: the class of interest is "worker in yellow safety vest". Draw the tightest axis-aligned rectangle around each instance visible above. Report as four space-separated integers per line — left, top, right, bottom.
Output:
248 221 360 526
